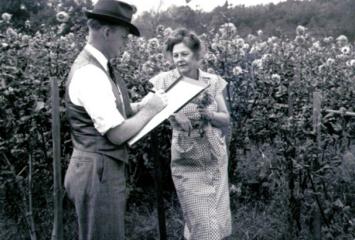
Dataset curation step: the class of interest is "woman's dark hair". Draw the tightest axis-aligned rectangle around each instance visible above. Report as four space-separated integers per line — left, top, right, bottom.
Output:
164 28 203 59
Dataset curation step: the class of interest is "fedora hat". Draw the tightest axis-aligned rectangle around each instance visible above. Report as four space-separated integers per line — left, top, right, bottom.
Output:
84 0 140 36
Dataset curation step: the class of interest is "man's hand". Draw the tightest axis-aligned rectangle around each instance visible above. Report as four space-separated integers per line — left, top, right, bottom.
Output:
143 91 168 114
107 91 167 146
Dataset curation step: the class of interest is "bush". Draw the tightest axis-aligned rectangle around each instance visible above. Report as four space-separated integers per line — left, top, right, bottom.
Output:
0 11 354 240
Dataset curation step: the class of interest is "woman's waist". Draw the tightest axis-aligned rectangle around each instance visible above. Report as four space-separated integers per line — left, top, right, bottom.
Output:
172 125 223 138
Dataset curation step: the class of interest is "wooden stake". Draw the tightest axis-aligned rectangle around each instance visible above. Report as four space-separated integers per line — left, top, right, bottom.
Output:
50 77 63 240
151 131 167 240
313 92 322 156
28 153 37 240
311 92 322 240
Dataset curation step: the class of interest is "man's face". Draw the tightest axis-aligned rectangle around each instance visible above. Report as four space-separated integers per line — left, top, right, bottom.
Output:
106 25 130 58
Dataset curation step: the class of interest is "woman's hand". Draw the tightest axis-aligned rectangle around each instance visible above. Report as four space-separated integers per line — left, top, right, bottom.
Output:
170 112 192 132
198 108 214 122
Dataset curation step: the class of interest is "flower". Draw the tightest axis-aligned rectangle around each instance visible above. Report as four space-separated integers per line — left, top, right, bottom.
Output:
233 66 243 76
249 42 267 54
73 0 82 5
20 4 27 10
272 43 279 51
271 73 281 82
249 46 258 55
205 52 218 65
212 42 226 52
142 61 155 74
346 59 355 67
295 35 305 45
229 184 241 195
156 24 165 36
312 41 321 50
296 25 307 36
121 51 131 63
234 38 245 48
326 58 335 66
147 38 160 51
239 49 246 57
267 36 278 44
57 23 67 35
6 27 17 38
136 37 146 49
318 64 326 73
1 13 12 23
25 20 31 29
56 11 70 23
336 35 348 47
211 42 219 51
195 92 214 137
242 43 250 50
69 42 76 49
219 22 237 38
323 36 333 44
341 46 351 55
163 27 173 38
21 34 30 42
252 59 263 70
257 30 263 37
162 60 171 69
247 34 257 43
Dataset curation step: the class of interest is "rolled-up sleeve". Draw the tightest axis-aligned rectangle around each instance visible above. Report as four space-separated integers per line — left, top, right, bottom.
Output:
69 65 125 135
216 76 228 95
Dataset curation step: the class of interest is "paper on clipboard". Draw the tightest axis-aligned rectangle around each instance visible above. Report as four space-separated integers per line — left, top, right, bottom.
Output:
128 76 208 146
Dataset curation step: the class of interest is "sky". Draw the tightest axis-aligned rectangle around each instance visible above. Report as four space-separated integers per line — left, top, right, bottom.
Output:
94 0 288 16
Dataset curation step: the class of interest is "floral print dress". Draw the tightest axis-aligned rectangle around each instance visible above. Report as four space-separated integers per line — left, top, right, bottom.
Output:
150 69 232 240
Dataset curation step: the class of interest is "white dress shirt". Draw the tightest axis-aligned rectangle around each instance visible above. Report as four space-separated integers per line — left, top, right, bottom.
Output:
69 44 125 135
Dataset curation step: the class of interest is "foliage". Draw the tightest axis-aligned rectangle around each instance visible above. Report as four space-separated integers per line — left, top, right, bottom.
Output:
0 2 355 239
134 0 355 40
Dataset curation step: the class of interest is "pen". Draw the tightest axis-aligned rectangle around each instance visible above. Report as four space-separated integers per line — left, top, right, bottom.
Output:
149 88 165 94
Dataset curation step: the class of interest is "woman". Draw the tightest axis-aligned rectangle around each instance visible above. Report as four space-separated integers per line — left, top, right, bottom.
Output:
150 28 232 240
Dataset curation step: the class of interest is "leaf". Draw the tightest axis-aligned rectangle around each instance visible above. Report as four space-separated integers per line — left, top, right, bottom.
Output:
333 199 344 209
20 115 31 122
329 122 342 132
35 101 45 112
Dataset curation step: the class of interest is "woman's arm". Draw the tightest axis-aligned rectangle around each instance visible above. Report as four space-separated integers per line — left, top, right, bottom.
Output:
200 92 230 128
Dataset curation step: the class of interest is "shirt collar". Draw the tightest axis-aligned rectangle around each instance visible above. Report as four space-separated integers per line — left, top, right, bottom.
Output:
85 44 108 72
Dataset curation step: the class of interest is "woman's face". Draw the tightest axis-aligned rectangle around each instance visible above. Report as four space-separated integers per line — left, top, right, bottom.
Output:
172 42 199 76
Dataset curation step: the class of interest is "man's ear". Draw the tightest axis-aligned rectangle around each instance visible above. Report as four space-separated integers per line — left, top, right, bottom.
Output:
103 26 110 39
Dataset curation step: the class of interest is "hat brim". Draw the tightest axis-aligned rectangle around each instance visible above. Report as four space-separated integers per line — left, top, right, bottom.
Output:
85 10 140 37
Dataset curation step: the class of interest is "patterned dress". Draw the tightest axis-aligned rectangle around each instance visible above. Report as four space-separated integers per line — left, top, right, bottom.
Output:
150 69 232 240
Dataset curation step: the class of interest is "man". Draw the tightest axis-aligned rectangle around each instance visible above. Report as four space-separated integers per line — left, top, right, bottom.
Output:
63 0 167 239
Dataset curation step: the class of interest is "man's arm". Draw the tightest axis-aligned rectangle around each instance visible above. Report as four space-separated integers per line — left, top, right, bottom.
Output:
130 102 141 114
106 94 166 145
130 92 155 114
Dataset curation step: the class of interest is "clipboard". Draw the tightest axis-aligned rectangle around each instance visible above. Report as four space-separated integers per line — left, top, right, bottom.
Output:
128 76 209 146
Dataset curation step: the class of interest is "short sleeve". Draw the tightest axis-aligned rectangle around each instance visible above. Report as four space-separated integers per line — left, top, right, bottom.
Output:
149 72 166 90
216 76 228 95
69 65 125 135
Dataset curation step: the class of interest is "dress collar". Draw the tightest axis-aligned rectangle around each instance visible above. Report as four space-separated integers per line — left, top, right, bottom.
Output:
172 68 211 82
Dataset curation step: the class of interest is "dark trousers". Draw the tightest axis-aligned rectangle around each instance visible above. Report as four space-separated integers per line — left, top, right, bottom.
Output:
64 149 126 240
